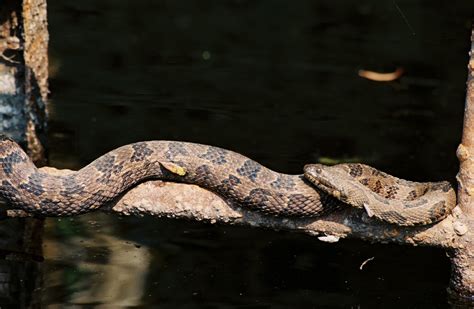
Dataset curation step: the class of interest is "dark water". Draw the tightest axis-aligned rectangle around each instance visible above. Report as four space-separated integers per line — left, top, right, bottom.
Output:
41 0 473 307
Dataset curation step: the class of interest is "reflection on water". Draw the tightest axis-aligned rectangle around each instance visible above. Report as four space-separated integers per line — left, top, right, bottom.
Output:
44 214 451 308
43 216 151 306
41 0 473 307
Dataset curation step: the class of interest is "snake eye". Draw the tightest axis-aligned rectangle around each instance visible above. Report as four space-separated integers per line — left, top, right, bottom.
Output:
315 168 322 174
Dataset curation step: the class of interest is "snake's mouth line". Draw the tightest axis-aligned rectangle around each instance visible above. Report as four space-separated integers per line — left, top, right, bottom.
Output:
304 174 342 198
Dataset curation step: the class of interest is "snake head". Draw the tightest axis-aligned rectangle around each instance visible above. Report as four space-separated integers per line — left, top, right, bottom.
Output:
304 163 365 207
304 164 344 198
0 134 15 143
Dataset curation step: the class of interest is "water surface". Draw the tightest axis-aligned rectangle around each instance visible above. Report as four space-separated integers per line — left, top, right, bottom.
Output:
42 0 472 307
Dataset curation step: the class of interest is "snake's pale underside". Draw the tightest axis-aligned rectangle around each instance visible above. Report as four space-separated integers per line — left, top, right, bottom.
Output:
0 135 456 226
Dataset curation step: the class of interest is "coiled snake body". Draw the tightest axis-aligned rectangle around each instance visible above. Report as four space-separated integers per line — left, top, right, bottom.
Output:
0 136 456 225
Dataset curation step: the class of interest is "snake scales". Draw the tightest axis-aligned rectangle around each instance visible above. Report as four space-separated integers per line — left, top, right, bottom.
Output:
0 135 456 225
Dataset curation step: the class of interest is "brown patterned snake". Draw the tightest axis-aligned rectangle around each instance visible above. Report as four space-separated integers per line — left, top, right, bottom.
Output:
0 135 456 225
304 164 456 225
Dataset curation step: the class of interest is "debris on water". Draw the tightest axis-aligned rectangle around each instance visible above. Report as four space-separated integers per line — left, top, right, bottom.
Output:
358 67 404 82
359 257 375 270
318 235 340 243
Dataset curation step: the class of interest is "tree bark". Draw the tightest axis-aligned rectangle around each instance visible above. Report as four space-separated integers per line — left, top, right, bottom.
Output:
451 25 474 299
457 28 474 218
0 0 48 306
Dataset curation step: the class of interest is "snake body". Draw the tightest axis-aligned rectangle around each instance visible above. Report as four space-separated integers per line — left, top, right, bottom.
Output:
0 136 339 217
0 136 456 225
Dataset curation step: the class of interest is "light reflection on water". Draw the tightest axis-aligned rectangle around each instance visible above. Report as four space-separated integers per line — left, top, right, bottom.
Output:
43 216 151 306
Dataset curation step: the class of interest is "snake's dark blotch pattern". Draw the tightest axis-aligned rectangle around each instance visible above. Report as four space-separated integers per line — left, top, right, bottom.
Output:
0 136 456 225
0 137 337 217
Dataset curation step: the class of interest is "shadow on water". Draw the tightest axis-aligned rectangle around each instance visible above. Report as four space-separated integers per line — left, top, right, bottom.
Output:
40 0 473 307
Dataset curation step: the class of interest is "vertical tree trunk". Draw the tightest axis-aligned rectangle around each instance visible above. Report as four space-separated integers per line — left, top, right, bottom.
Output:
452 25 474 298
0 0 48 306
457 27 474 218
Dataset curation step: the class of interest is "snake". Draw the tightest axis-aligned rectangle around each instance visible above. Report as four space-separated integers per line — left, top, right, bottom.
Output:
0 135 456 225
304 163 456 225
